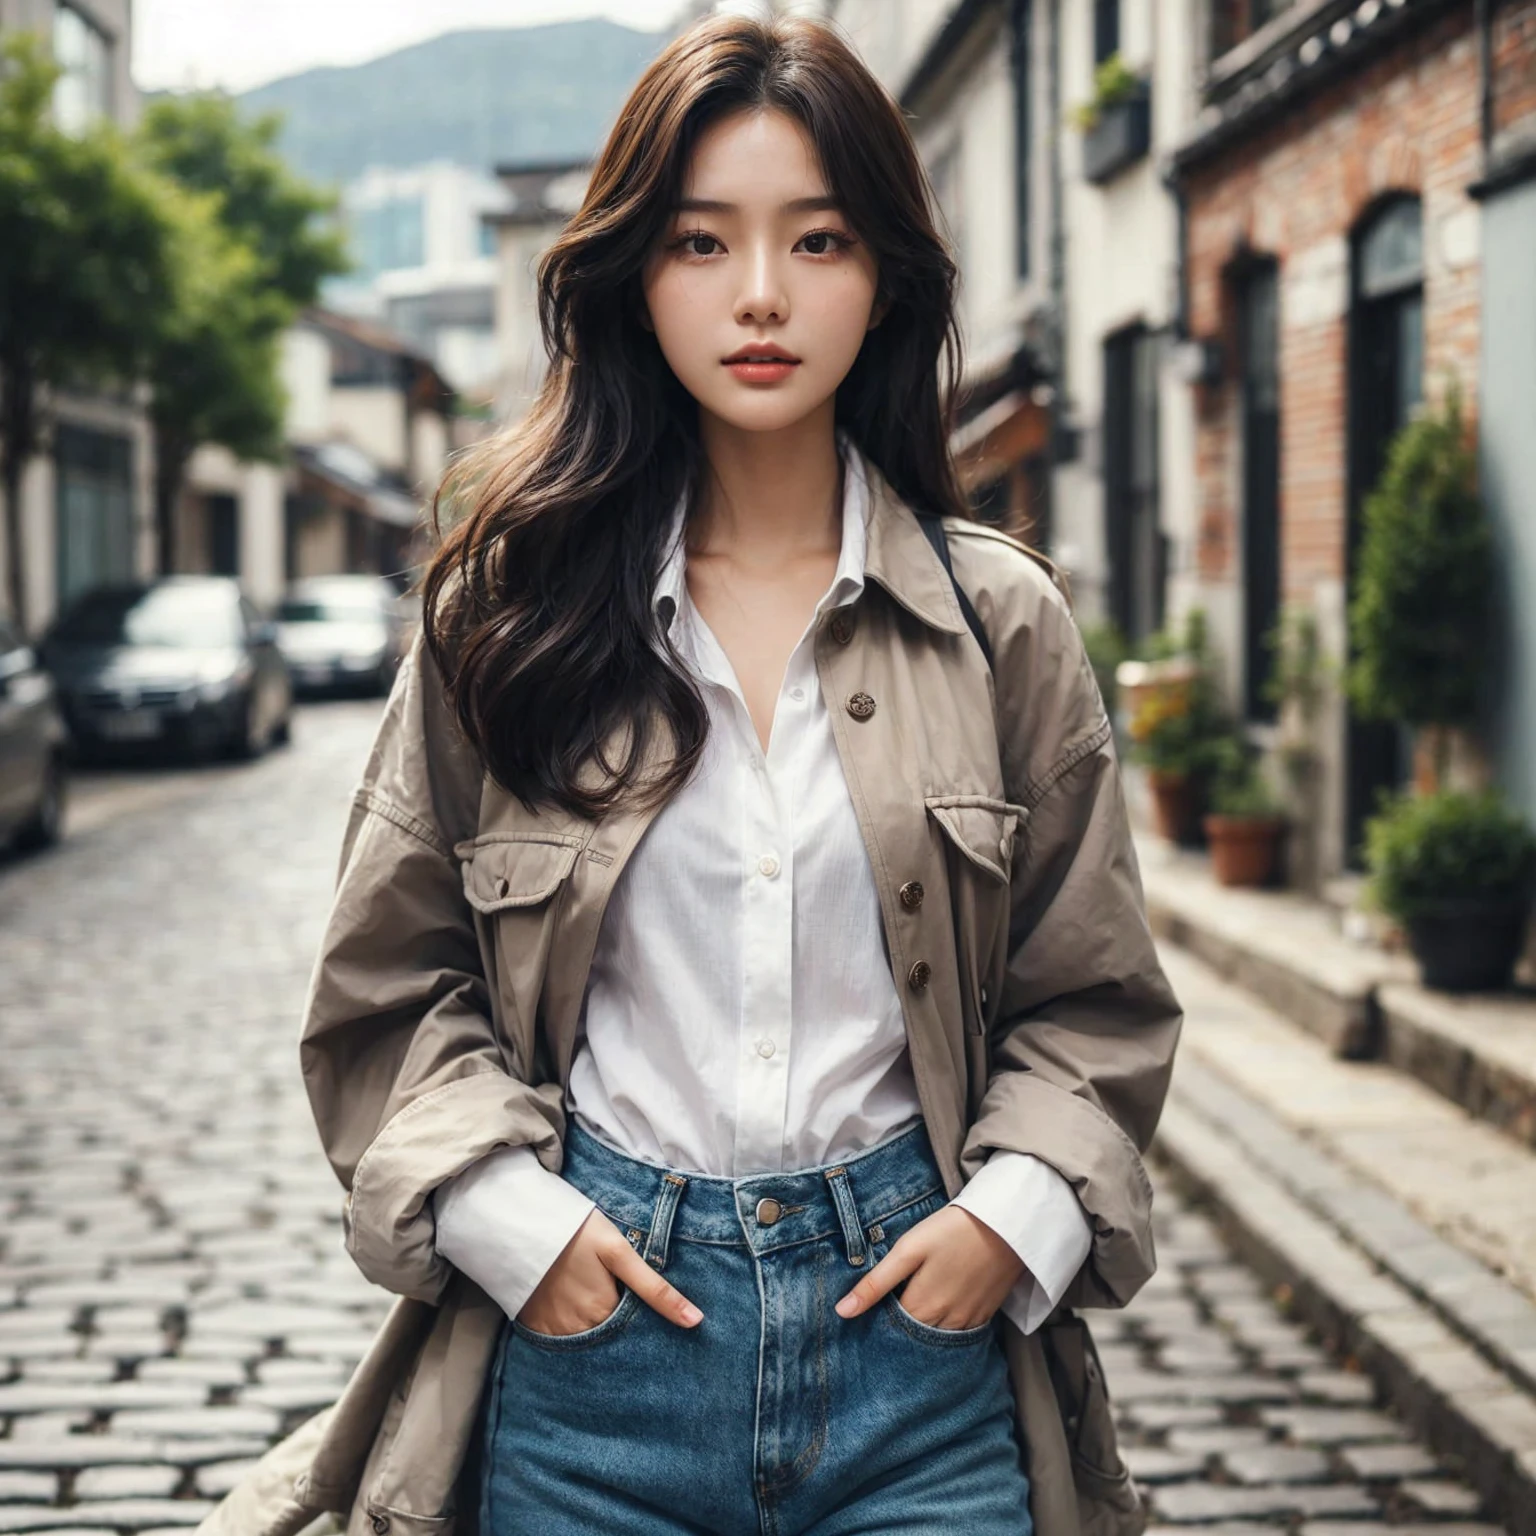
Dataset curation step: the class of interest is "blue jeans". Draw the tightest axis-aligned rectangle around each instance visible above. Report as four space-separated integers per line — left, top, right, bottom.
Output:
481 1120 1033 1535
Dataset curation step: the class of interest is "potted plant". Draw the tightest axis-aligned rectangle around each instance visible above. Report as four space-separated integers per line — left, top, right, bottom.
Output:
1203 737 1287 888
1363 788 1536 991
1127 609 1233 846
1348 388 1492 793
1071 54 1152 185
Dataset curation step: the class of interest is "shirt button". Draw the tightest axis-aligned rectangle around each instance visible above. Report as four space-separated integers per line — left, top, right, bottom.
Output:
757 854 780 878
830 610 855 645
756 1038 776 1059
908 960 932 993
789 686 806 702
846 691 876 721
899 880 924 911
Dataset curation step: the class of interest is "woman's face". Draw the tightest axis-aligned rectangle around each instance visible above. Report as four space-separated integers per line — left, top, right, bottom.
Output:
643 107 881 438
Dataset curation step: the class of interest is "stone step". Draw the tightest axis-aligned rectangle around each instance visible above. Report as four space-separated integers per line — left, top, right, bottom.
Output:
1149 943 1536 1535
1136 834 1536 1151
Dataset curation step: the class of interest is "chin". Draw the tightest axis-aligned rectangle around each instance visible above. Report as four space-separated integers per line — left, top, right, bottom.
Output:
698 388 834 436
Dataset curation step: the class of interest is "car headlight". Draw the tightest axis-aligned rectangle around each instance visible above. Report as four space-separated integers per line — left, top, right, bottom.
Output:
197 660 254 703
341 648 386 670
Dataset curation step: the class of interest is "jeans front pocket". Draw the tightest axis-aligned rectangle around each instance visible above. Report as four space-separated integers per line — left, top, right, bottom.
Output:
885 1294 997 1348
510 1287 641 1352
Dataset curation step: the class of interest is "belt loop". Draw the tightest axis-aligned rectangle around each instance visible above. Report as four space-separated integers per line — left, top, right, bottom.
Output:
642 1172 687 1271
823 1167 867 1267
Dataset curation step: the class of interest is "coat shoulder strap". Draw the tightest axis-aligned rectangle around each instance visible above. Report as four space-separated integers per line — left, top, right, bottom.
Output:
914 513 995 672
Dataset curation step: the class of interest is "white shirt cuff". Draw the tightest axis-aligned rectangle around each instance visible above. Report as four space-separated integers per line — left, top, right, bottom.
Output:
432 1144 596 1322
950 1150 1093 1335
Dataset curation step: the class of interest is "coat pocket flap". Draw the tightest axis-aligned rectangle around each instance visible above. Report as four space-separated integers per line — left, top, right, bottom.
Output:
925 795 1026 883
455 836 581 912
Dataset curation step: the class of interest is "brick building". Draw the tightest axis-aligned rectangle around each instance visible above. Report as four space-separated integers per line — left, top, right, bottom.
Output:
1170 0 1536 877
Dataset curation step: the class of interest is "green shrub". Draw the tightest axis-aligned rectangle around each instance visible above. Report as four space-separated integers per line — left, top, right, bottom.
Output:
1208 737 1283 819
1070 53 1142 131
1364 789 1536 921
1347 390 1492 729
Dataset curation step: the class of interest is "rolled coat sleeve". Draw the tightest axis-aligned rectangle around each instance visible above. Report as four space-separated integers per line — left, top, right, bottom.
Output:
953 534 1184 1312
299 636 567 1304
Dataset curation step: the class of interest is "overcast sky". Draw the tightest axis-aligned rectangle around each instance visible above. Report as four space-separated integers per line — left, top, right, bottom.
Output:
133 1 695 95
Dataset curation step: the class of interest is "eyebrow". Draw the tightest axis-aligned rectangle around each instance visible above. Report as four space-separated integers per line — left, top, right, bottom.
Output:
674 196 843 215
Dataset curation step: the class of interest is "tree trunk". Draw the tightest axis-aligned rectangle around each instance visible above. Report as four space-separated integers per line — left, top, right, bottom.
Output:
153 428 190 577
1 355 38 634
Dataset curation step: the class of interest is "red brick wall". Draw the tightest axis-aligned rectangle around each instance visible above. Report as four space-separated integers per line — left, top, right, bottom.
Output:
1181 5 1508 600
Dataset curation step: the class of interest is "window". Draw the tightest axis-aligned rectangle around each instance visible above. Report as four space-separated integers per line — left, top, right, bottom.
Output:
53 3 113 133
1094 0 1121 66
55 425 134 606
1103 326 1164 646
350 196 426 280
1011 0 1032 280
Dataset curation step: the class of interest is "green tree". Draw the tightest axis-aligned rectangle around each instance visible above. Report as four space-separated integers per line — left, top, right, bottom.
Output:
135 95 348 572
0 37 177 629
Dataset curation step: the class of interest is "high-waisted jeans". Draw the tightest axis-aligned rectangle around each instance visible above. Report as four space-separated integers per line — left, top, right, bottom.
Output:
480 1119 1033 1535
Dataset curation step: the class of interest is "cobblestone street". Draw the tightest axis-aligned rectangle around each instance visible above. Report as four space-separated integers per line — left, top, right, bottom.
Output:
0 703 1508 1534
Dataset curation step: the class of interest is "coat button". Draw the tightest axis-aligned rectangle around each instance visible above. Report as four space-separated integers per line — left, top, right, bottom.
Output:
495 876 510 898
908 960 931 992
899 880 924 911
372 1518 390 1535
846 691 876 721
755 1197 783 1226
830 610 855 645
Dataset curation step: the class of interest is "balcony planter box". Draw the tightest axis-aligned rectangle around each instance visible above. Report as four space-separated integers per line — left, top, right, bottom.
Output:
1083 83 1151 185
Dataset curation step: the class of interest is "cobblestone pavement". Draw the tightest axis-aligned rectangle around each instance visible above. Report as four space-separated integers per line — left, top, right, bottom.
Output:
0 702 1509 1534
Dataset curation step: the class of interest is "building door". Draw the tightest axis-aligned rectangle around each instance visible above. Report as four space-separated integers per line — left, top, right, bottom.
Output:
1103 325 1165 646
1347 197 1423 865
55 425 135 608
1239 261 1281 722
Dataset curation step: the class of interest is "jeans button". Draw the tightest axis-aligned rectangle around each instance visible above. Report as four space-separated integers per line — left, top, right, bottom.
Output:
755 1196 783 1226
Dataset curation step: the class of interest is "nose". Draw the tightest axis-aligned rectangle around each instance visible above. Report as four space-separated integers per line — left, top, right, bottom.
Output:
734 239 789 327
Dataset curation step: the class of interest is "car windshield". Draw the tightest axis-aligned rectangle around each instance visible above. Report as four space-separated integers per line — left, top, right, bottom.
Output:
278 592 389 624
52 586 241 649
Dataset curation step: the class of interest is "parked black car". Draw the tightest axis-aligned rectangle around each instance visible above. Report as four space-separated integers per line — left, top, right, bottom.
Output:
43 578 293 762
0 620 68 852
276 574 408 697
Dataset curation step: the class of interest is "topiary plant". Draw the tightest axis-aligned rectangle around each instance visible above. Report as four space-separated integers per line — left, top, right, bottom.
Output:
1347 390 1492 764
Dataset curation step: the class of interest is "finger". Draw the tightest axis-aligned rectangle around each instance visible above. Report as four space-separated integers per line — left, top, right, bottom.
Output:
835 1241 924 1318
603 1239 703 1328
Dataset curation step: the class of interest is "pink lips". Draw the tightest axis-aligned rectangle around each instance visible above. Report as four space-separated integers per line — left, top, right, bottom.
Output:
723 342 801 385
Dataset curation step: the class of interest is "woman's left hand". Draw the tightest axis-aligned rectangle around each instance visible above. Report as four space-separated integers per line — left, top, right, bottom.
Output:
834 1205 1025 1331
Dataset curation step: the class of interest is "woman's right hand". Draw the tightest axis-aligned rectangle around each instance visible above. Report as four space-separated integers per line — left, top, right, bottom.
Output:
515 1208 704 1335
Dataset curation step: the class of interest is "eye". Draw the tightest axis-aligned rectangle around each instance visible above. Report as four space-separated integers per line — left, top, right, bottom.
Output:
796 228 854 257
673 230 722 258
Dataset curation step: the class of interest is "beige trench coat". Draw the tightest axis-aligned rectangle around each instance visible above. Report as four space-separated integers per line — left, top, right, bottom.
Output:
201 471 1183 1536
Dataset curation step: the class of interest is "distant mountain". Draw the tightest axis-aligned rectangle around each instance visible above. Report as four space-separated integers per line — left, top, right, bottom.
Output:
237 21 666 187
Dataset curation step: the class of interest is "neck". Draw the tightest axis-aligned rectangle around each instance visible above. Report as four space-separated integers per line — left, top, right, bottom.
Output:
691 402 843 560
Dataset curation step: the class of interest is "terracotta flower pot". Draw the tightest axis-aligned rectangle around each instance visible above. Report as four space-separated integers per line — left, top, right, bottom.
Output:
1203 814 1286 887
1148 769 1201 845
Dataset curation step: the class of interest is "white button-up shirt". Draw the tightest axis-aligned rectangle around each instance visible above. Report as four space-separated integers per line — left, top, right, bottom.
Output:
435 453 1091 1333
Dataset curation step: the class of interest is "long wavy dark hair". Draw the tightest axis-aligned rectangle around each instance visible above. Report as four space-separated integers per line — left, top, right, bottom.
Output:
423 13 965 817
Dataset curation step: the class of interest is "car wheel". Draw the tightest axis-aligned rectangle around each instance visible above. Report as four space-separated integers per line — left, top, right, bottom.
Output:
270 710 292 748
14 754 66 852
226 692 263 761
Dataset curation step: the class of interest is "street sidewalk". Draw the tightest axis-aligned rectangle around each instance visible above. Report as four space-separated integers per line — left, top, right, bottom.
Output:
1138 831 1536 1534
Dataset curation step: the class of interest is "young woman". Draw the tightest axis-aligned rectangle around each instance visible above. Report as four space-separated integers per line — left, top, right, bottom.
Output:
208 15 1181 1536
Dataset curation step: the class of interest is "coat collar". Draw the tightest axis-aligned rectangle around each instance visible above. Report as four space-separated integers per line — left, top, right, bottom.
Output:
860 461 970 640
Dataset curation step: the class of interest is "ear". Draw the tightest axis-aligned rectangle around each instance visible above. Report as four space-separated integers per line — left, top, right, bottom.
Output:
867 296 890 331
